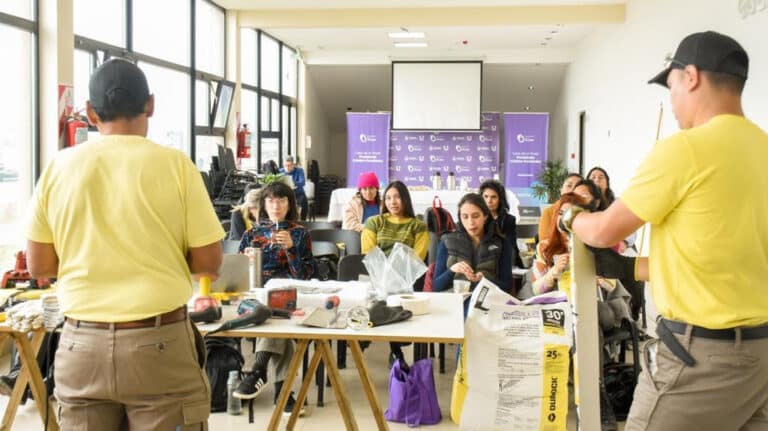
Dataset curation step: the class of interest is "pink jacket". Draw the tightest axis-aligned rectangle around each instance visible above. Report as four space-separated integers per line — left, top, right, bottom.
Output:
342 195 365 232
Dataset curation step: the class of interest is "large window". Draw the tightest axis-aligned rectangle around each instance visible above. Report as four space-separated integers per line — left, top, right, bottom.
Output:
260 33 280 93
140 62 191 154
195 0 224 76
73 49 93 112
133 0 190 66
241 29 298 169
0 1 33 20
0 14 35 270
73 0 124 47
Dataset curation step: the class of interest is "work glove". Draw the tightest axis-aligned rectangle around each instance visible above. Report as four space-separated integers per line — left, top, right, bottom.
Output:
368 300 413 327
586 246 636 281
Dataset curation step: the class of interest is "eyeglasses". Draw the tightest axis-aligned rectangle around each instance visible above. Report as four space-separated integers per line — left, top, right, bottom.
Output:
265 197 289 206
663 54 686 69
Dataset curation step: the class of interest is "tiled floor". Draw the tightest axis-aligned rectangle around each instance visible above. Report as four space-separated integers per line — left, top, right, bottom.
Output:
1 339 634 430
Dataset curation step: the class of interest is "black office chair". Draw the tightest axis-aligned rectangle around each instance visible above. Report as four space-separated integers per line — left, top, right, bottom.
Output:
309 229 362 257
311 241 339 258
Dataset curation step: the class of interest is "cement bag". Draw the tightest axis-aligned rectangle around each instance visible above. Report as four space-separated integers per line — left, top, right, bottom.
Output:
457 278 573 431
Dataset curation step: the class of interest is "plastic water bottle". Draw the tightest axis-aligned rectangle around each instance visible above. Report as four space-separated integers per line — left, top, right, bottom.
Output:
446 172 456 191
227 370 242 415
431 171 442 190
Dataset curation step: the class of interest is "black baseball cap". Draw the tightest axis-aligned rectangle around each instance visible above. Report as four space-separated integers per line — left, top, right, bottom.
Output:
89 58 150 115
648 31 749 87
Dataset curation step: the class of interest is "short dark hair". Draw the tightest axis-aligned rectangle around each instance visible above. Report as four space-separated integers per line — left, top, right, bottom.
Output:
566 172 583 181
586 166 615 205
456 193 494 234
702 70 746 95
478 179 510 213
381 181 416 218
574 179 607 211
89 58 150 122
258 181 300 221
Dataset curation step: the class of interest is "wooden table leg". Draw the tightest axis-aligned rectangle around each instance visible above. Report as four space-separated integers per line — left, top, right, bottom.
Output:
1 330 58 431
286 346 323 430
349 340 389 431
316 340 358 431
268 339 310 431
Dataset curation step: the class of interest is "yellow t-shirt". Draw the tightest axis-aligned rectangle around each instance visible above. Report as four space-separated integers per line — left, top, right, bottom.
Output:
27 135 225 322
622 115 768 329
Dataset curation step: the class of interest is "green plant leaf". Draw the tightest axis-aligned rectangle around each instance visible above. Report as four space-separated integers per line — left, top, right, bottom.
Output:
531 160 569 203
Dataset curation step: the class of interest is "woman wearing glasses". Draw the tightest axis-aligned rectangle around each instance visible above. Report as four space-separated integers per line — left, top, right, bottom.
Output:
235 181 313 415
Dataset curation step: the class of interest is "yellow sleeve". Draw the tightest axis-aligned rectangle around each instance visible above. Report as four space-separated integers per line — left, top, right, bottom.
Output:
361 215 380 254
413 230 429 261
184 158 226 247
621 134 697 224
26 164 54 243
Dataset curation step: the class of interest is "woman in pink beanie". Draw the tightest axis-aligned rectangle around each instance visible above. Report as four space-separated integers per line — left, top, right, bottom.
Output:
342 172 381 232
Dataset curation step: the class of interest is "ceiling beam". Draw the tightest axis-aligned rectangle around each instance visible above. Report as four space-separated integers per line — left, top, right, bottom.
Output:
238 5 625 28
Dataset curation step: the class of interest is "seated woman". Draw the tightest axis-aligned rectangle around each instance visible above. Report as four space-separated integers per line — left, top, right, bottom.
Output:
432 193 513 297
586 166 616 207
539 173 582 238
228 188 260 241
573 179 608 212
478 180 522 268
342 171 380 232
234 182 314 415
361 180 428 364
531 193 587 295
362 180 428 260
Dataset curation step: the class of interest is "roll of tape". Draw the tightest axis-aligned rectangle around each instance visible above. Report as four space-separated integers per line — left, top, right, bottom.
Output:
397 294 430 315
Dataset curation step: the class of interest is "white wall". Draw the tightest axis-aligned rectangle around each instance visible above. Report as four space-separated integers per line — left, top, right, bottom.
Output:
553 0 768 194
303 74 331 177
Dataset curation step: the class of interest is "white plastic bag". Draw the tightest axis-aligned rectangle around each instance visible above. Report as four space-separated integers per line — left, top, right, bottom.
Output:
363 243 427 299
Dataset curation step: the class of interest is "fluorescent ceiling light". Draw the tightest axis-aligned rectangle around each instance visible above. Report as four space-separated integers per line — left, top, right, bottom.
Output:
394 42 428 48
389 31 425 39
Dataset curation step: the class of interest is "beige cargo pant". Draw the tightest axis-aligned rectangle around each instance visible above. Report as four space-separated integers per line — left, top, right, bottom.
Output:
54 319 210 430
626 326 768 431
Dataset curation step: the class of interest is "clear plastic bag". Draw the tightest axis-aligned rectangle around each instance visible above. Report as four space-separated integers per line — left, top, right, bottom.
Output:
363 243 428 299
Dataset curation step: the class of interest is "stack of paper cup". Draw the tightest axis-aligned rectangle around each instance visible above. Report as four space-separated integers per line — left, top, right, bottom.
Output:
41 293 63 331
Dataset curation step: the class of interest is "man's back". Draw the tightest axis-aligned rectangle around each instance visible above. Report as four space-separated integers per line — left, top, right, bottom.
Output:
622 114 768 328
27 135 223 322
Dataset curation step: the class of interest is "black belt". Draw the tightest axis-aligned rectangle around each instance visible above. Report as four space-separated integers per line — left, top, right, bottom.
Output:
662 318 768 341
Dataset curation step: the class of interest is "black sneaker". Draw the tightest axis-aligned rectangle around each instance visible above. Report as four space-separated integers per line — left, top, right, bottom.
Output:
282 392 306 417
233 372 268 400
0 370 19 396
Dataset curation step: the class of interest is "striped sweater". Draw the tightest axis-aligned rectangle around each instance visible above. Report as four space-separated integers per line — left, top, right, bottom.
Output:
361 214 428 260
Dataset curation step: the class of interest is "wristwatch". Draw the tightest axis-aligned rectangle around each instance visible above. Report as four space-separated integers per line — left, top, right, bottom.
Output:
559 205 587 233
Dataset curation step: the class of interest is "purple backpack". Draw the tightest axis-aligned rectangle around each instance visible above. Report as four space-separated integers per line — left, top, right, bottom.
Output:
384 358 442 427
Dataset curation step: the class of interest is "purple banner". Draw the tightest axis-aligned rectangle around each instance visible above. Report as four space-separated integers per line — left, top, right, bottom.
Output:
503 113 549 206
389 113 501 188
346 113 390 187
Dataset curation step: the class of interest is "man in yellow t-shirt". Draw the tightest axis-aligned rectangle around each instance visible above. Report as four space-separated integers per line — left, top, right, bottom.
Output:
26 59 224 429
562 31 768 430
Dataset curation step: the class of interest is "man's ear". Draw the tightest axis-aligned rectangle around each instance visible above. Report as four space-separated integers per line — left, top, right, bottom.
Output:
85 101 100 126
144 94 155 118
684 65 702 92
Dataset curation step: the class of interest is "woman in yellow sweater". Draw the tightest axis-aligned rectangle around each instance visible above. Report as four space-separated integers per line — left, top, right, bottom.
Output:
362 180 428 260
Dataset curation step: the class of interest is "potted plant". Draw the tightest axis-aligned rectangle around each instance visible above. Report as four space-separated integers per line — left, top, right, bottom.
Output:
531 160 569 203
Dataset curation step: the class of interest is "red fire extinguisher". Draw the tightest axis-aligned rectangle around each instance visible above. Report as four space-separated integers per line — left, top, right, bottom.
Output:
66 113 89 147
237 123 251 158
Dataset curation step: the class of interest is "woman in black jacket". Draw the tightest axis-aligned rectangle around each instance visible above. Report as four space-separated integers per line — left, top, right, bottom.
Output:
479 180 522 268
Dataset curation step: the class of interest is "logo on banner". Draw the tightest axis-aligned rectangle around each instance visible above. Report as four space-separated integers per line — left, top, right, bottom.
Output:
429 145 443 151
359 133 377 143
491 166 497 172
466 156 473 162
418 135 425 141
395 145 402 151
456 166 470 174
443 145 450 151
430 155 445 162
407 145 423 152
491 145 497 152
455 145 468 153
452 136 466 142
492 125 497 131
405 136 417 142
467 135 473 142
517 133 536 144
452 156 465 162
443 165 450 171
404 155 418 162
478 155 488 163
479 135 485 143
407 165 424 173
477 166 491 172
395 166 402 172
478 146 490 151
